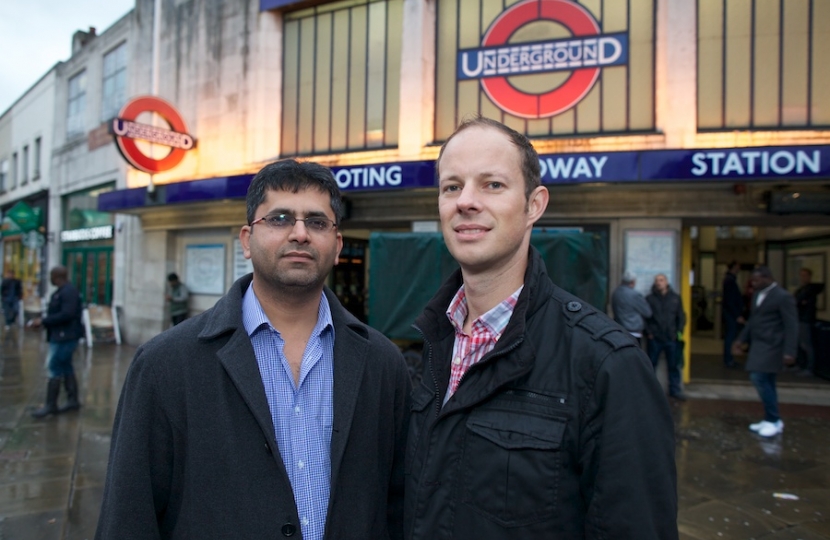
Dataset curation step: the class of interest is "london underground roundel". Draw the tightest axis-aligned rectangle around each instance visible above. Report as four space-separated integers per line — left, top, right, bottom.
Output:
111 96 196 174
457 0 629 119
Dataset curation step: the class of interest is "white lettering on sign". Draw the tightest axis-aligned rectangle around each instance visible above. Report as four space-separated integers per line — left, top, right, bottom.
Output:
539 156 608 179
112 119 194 150
690 150 820 177
460 36 624 79
60 226 114 243
334 165 403 189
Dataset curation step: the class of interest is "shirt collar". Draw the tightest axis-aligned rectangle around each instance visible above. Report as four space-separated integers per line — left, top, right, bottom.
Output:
446 284 523 337
242 283 333 337
758 282 777 296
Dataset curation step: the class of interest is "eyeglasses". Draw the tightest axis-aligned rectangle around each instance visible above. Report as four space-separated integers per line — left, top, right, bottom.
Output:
250 213 337 233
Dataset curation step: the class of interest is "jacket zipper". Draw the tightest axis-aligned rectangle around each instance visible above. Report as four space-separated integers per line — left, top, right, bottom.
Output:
501 388 567 406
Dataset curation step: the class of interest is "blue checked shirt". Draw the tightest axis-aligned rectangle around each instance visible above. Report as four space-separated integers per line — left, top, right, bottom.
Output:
242 285 334 540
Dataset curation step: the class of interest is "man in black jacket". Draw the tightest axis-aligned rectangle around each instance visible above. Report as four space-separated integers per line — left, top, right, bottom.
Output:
405 117 678 540
794 267 824 376
31 266 84 418
722 261 745 368
646 274 687 401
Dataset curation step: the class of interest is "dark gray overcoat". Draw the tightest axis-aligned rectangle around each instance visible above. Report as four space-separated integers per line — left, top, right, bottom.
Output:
738 284 798 373
96 275 411 540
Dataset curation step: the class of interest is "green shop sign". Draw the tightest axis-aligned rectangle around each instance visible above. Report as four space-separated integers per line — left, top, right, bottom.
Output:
2 201 43 237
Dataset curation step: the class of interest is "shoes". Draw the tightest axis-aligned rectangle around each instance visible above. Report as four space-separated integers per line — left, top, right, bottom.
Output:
749 420 784 437
670 393 687 402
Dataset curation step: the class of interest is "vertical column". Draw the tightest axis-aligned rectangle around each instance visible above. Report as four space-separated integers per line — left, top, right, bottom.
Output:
655 0 697 148
398 0 436 157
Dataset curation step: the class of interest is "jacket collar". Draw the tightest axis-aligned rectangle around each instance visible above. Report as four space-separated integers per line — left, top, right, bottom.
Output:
199 275 370 502
415 246 552 408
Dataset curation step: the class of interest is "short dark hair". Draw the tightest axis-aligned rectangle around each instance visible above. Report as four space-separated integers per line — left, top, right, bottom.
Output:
435 115 541 200
246 159 344 226
752 265 774 280
167 273 179 282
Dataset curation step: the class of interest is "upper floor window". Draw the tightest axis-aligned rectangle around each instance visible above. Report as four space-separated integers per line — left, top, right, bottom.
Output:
67 70 87 137
33 137 41 180
0 159 7 192
22 145 29 184
11 152 18 189
102 42 128 121
698 0 830 129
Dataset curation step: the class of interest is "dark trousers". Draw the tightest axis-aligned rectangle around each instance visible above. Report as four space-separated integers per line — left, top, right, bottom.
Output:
749 371 779 423
722 316 739 366
2 298 18 326
47 340 79 378
798 322 815 371
648 339 683 396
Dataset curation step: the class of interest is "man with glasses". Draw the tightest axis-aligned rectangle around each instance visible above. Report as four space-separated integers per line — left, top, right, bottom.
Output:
97 159 411 540
405 117 677 539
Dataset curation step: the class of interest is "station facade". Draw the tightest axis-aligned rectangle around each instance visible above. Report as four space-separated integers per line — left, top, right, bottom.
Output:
4 0 829 357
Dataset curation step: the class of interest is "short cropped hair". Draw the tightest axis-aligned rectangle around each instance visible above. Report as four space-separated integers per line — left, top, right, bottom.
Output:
435 115 541 200
246 159 344 226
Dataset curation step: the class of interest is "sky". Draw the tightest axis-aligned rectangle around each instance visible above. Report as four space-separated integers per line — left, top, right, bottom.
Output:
0 0 135 114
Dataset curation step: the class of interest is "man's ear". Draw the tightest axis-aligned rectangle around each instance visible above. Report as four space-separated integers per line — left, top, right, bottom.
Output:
527 185 549 224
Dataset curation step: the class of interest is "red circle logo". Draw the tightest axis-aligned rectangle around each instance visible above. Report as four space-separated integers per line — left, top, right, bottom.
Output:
479 0 601 119
111 96 195 174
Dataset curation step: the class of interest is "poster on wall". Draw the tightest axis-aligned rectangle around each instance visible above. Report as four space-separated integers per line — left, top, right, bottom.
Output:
624 230 678 297
233 239 254 282
186 244 226 295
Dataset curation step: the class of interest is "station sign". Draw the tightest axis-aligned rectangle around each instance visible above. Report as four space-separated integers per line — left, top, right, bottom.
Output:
111 96 196 174
459 0 628 118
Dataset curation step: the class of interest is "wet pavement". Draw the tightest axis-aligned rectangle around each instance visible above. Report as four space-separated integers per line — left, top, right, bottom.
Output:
1 327 829 539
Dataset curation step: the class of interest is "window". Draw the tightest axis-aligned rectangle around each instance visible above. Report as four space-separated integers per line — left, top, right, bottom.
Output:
22 145 29 184
282 0 403 155
0 159 7 192
102 42 127 121
33 137 41 180
11 152 18 189
67 70 87 137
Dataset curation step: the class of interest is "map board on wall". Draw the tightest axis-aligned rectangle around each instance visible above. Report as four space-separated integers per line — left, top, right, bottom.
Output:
185 244 226 295
624 230 678 297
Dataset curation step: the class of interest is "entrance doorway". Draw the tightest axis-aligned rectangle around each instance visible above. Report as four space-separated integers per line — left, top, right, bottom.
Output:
63 246 113 305
686 223 830 384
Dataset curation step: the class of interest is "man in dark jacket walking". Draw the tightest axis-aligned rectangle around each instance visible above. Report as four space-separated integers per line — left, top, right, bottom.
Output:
30 266 84 418
794 267 824 376
646 274 687 400
722 261 745 368
406 117 678 540
1 268 22 329
732 266 798 437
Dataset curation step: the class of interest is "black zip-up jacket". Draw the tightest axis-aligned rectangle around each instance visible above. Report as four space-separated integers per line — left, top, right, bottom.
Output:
645 286 686 343
43 282 83 343
405 247 678 540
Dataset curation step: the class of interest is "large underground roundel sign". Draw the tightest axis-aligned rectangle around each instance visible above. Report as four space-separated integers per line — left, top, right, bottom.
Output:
457 0 629 119
111 96 196 174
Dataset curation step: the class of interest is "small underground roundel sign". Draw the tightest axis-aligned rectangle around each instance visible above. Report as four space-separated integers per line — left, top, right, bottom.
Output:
458 0 628 119
110 96 196 174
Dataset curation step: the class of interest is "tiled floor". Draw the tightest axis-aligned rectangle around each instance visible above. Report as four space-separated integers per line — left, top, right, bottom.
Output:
1 327 828 539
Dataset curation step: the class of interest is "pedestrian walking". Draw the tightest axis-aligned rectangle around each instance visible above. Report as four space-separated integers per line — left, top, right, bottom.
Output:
611 269 652 346
30 266 84 418
96 159 411 540
1 268 22 329
646 273 687 401
405 117 678 540
732 266 798 437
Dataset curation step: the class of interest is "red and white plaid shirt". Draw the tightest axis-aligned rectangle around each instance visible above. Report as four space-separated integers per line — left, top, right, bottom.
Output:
444 284 523 404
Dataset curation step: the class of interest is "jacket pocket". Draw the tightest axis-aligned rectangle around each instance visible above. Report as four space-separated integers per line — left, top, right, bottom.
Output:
405 382 434 475
462 409 566 526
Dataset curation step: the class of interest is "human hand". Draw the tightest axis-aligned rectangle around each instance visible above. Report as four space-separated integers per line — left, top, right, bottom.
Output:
737 316 745 324
731 341 745 356
29 317 42 328
784 355 796 366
